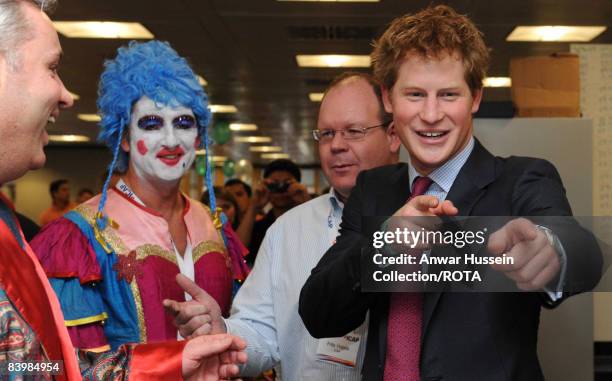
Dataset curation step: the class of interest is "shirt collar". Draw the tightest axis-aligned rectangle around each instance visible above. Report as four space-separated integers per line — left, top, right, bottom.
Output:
328 187 344 212
408 136 475 193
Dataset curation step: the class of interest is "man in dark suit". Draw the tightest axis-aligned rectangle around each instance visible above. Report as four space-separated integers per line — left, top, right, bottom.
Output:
299 5 602 381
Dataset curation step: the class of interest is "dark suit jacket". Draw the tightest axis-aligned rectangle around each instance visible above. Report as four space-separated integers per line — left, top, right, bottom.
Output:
299 140 602 381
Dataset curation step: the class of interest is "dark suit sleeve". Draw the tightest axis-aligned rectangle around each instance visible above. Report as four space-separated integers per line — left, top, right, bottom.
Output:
512 158 603 305
299 171 376 338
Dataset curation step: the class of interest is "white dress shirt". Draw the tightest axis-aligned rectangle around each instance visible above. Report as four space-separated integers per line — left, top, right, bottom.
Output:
225 190 367 381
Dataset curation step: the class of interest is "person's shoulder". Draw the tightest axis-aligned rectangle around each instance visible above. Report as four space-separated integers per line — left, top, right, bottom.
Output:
497 155 560 177
80 193 103 208
270 195 330 235
185 196 210 214
357 163 408 187
280 194 329 221
360 162 408 181
39 205 54 217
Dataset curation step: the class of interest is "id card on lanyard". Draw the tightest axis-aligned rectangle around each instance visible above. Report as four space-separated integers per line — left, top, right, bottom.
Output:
316 329 363 368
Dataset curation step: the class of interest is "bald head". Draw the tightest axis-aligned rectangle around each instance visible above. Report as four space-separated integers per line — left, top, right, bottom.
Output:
316 73 400 200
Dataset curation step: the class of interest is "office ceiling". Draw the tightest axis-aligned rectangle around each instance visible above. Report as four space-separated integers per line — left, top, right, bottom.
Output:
49 0 612 165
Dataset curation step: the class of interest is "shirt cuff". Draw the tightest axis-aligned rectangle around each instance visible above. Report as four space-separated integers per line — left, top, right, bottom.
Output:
537 225 567 301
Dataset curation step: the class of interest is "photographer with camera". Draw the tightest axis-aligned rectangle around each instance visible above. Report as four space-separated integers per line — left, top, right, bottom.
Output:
243 159 310 265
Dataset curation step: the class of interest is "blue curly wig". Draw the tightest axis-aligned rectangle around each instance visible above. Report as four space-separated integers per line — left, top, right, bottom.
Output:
96 40 216 231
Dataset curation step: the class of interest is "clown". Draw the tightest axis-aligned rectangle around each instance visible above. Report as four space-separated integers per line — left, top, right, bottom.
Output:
31 40 248 352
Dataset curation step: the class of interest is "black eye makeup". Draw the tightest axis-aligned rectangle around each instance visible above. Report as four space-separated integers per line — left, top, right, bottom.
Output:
137 115 164 130
136 114 196 131
173 115 196 129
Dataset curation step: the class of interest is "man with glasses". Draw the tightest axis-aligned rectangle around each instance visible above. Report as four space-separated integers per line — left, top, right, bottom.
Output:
164 72 400 380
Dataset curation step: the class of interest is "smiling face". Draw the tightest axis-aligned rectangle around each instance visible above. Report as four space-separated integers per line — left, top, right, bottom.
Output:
383 53 482 175
317 77 400 199
0 3 73 183
122 96 199 183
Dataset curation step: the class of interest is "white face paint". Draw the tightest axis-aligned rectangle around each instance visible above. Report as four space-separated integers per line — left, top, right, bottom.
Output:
127 96 199 183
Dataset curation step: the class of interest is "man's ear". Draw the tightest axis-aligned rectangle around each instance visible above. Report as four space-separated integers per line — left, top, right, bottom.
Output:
120 132 130 152
471 88 483 114
386 122 401 154
382 86 393 114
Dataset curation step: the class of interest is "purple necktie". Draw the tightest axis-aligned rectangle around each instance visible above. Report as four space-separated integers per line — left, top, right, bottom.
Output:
384 176 433 381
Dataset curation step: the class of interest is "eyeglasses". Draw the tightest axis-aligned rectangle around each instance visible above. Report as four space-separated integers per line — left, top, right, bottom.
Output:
312 122 389 142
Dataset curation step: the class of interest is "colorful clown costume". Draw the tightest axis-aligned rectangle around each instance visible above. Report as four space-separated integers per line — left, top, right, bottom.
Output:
31 185 248 351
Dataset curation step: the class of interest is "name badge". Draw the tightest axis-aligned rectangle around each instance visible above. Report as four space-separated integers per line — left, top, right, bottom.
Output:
315 329 362 368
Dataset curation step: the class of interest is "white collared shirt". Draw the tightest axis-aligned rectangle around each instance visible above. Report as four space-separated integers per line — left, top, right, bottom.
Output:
225 189 367 380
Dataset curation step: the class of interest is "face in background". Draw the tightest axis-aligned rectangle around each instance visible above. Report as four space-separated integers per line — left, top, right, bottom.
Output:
225 183 250 215
217 197 236 225
77 190 94 203
317 78 400 199
383 53 482 175
53 182 71 203
266 170 296 209
122 96 199 184
0 3 73 184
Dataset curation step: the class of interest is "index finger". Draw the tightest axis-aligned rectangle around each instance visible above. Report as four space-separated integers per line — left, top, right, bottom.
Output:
407 195 440 213
163 299 180 316
430 200 458 217
176 274 208 302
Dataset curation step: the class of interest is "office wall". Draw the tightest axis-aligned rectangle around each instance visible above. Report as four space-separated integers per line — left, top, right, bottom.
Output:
3 146 111 223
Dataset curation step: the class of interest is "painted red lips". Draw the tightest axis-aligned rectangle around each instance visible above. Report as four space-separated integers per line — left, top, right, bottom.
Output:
156 147 185 166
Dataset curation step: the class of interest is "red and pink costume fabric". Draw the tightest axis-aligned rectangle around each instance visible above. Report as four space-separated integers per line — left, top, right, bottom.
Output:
31 187 248 351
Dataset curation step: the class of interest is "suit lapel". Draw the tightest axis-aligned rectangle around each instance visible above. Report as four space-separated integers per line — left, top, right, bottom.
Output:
376 163 412 215
422 139 498 338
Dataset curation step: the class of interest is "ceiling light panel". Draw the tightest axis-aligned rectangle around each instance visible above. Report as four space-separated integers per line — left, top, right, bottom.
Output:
249 146 283 152
261 153 290 160
209 105 238 113
309 93 324 102
235 136 273 143
230 123 258 131
483 77 512 87
49 134 91 143
296 54 370 68
77 114 101 122
506 26 606 42
53 21 154 39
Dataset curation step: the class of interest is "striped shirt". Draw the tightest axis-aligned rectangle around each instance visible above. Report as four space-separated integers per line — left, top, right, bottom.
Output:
407 137 474 200
225 190 367 381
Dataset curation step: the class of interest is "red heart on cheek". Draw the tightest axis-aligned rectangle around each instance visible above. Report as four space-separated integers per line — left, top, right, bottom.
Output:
137 140 148 155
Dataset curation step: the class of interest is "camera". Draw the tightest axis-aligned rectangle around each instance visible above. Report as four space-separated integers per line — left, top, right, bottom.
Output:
266 181 291 193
